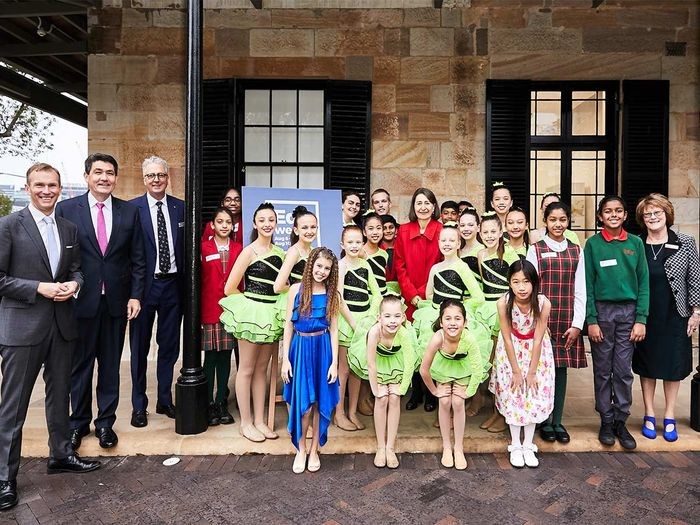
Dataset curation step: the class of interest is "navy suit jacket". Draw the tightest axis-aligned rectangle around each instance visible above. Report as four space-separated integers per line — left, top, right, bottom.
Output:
56 193 146 319
129 193 185 300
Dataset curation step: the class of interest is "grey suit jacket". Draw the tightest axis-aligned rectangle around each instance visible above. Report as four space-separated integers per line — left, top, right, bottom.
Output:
0 207 83 346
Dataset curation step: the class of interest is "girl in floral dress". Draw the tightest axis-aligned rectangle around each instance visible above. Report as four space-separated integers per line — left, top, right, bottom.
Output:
490 260 554 469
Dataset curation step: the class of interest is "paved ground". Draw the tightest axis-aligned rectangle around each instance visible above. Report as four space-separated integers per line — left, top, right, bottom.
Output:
2 452 699 524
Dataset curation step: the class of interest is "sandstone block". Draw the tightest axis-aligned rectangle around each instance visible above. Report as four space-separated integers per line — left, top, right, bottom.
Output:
88 83 119 111
450 57 488 83
471 0 540 6
686 113 699 141
484 7 526 28
582 27 673 53
88 26 121 55
449 112 480 141
671 196 700 226
404 8 441 27
120 27 211 55
373 141 428 168
203 0 251 7
148 112 185 140
372 113 405 141
440 140 482 168
373 85 397 113
410 27 454 56
454 84 485 113
670 85 698 113
489 28 581 53
384 28 410 56
454 27 475 55
346 56 374 80
253 57 345 77
396 85 430 112
430 85 454 113
204 56 220 78
341 9 404 29
116 84 185 112
669 141 699 171
551 8 617 28
442 8 462 28
270 9 342 28
315 29 384 56
527 10 552 28
122 140 185 173
444 168 471 196
426 140 441 167
250 29 314 57
205 9 271 28
616 8 689 28
669 168 699 198
152 9 185 27
215 28 249 57
461 6 488 28
374 57 400 84
400 57 449 84
422 168 446 189
408 113 450 140
88 55 125 84
122 8 151 27
88 110 149 138
370 169 423 197
156 56 186 83
217 58 256 77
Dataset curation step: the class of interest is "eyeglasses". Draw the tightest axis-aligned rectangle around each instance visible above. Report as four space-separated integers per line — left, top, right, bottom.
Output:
223 197 241 203
144 172 168 180
642 210 664 219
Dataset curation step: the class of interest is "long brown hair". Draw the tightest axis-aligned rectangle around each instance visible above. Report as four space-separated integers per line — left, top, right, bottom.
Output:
297 247 340 322
480 212 505 260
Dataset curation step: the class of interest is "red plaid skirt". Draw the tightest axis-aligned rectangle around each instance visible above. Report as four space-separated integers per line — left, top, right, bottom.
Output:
202 322 237 352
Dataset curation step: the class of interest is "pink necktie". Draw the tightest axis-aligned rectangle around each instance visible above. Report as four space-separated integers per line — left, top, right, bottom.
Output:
96 202 108 255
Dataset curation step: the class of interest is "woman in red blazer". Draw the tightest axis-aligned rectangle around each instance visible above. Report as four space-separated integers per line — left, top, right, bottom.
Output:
394 187 443 411
201 208 243 427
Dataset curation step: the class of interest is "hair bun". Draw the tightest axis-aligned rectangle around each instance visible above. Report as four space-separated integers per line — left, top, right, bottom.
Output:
292 205 308 218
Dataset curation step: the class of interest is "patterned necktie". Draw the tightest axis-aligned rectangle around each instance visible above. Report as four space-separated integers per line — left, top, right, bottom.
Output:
43 216 59 277
156 201 171 273
96 202 108 255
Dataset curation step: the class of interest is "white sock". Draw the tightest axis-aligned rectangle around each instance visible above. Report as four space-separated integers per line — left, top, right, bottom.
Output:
523 423 536 448
509 424 522 447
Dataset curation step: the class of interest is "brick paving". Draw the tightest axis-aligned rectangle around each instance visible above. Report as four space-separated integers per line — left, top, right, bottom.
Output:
2 452 699 524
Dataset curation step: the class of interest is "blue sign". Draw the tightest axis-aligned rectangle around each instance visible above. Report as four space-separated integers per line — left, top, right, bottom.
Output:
241 186 343 256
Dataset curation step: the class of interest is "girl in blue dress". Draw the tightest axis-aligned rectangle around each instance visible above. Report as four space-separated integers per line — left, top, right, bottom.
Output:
282 247 341 474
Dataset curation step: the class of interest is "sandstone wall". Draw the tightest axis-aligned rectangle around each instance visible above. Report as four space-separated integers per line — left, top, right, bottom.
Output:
88 0 698 239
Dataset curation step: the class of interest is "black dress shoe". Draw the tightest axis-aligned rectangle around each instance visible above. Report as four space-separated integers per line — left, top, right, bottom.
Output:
539 425 557 442
69 427 90 450
405 398 420 410
218 402 234 425
0 480 17 511
207 402 220 427
598 421 615 446
47 454 102 474
554 424 570 444
95 427 118 449
613 420 637 450
131 410 148 428
156 403 176 419
424 400 436 412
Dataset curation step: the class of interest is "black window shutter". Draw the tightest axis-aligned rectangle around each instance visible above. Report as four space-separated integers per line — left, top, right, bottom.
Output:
486 80 531 214
202 79 236 224
621 80 669 235
326 80 372 207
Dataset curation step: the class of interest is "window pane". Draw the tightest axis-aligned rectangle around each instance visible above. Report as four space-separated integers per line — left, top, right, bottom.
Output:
272 90 296 125
272 166 297 188
299 166 324 189
299 128 324 162
572 150 605 195
272 127 296 163
572 91 597 100
535 91 561 100
245 166 271 187
572 100 598 135
299 90 324 125
245 90 269 125
535 100 561 135
597 98 606 135
245 128 269 162
530 150 561 198
571 195 599 233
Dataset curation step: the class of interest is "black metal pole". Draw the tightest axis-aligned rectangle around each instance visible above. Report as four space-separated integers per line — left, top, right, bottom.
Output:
175 0 207 435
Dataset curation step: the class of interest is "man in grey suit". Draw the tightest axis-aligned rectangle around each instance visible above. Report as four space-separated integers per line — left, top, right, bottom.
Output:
0 163 101 511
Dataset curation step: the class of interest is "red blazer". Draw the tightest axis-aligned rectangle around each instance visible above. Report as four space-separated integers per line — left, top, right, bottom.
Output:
201 216 243 244
200 238 243 324
393 219 442 320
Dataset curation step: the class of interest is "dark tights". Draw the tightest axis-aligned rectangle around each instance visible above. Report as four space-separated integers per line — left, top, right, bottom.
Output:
204 350 232 404
551 367 567 427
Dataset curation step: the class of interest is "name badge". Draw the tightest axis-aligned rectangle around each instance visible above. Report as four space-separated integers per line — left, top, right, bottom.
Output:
542 252 557 258
600 259 617 267
65 245 74 249
178 222 185 228
205 253 221 262
665 243 679 250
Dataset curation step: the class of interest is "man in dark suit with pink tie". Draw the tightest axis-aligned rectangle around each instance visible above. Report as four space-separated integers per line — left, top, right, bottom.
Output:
56 153 146 450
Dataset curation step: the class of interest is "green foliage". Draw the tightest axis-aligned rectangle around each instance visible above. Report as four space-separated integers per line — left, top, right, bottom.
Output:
0 96 55 158
0 193 12 217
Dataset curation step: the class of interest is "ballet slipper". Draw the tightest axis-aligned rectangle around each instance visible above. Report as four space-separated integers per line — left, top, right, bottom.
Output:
254 422 279 439
240 424 265 443
466 390 484 417
487 414 507 433
453 450 467 470
348 414 366 430
374 447 386 468
292 449 307 474
433 416 440 428
334 415 357 431
307 451 321 472
386 448 399 469
441 448 454 468
480 411 499 430
358 397 374 416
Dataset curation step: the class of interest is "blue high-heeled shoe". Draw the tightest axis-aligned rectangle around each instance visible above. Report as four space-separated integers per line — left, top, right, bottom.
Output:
641 415 656 439
663 418 678 442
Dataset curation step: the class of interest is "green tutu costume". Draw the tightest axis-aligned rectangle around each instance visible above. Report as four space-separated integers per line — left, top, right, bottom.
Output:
507 242 528 259
347 321 421 395
366 247 388 296
338 259 380 347
219 245 285 344
386 281 401 296
412 260 485 346
460 241 484 288
429 328 489 397
275 253 307 323
474 246 520 336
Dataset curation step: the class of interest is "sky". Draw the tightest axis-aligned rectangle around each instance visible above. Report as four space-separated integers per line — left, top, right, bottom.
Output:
0 114 87 190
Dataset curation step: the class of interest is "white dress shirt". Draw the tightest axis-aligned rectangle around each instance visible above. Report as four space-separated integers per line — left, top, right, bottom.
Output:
526 235 586 330
147 193 177 274
87 192 113 244
28 203 61 265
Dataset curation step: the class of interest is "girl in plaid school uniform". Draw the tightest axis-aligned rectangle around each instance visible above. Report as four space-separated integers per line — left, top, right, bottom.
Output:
201 208 243 427
526 201 586 445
